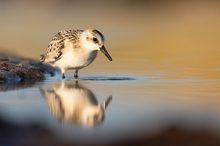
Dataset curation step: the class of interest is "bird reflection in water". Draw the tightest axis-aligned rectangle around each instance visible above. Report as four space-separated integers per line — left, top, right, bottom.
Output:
41 80 112 127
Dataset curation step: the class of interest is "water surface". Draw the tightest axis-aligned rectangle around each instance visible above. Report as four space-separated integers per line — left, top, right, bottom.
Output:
0 74 220 145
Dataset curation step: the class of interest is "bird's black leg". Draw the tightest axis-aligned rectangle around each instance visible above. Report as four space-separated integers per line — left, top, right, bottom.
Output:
74 70 78 79
62 73 65 79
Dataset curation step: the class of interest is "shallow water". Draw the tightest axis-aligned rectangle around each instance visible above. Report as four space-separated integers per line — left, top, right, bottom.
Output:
1 74 220 145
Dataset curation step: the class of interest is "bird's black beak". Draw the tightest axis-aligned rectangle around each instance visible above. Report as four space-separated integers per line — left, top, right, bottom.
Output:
100 45 112 61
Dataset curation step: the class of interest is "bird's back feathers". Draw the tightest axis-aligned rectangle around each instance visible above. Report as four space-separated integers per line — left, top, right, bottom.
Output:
40 29 83 63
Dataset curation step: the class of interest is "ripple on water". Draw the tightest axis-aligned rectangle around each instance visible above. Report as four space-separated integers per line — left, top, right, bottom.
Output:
64 76 136 81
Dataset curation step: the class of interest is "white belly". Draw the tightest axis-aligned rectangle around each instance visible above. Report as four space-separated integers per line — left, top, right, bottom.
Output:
54 47 98 70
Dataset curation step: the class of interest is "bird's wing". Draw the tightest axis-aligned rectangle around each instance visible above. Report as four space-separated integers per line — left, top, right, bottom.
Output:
40 30 83 63
40 31 65 63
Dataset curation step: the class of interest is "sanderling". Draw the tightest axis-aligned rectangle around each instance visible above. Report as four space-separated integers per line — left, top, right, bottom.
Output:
40 29 112 79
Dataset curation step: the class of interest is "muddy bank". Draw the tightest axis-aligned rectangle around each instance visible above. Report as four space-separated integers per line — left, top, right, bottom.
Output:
0 53 57 90
0 117 219 146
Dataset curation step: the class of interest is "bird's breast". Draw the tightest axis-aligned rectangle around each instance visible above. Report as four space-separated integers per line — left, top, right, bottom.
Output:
56 48 98 69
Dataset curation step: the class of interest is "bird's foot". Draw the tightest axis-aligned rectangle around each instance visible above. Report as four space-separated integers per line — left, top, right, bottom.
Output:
74 74 78 79
74 70 78 79
62 73 65 79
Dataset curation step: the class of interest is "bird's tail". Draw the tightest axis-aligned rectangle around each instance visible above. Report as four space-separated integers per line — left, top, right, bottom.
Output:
40 54 45 63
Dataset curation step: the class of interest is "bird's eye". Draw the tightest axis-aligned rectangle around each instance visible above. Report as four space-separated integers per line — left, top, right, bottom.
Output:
92 38 98 43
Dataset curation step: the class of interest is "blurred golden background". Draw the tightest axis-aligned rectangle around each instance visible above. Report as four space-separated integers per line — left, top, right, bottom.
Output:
0 0 220 78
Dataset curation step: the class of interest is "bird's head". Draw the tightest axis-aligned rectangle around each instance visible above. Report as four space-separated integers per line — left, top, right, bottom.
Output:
81 29 112 61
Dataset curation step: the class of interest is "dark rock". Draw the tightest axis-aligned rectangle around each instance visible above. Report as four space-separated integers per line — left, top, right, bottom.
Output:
0 53 58 86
